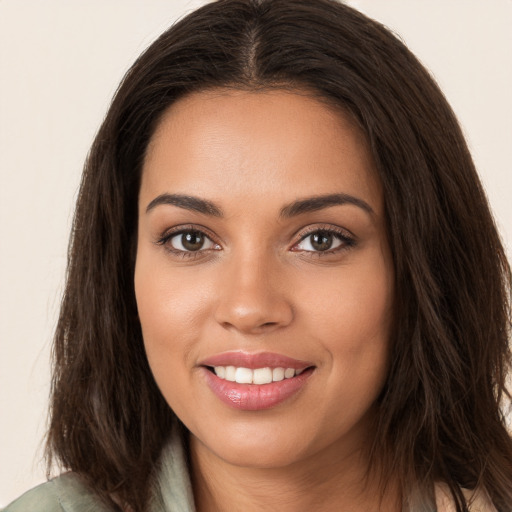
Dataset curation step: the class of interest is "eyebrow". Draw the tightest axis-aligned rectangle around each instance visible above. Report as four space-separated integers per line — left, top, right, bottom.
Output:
279 193 374 217
146 194 223 216
145 192 374 218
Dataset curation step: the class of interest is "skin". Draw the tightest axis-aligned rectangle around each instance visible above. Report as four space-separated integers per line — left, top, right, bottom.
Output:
135 89 397 511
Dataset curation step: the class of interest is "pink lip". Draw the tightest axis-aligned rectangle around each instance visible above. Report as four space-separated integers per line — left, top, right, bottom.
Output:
200 351 313 370
199 351 315 411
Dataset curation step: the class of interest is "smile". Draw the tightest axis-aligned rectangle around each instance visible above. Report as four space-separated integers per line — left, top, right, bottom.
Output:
199 352 315 410
211 366 305 384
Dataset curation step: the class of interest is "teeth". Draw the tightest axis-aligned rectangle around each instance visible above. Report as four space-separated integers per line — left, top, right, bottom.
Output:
272 367 285 382
235 367 253 384
225 366 236 382
213 366 306 384
284 368 295 379
253 367 272 385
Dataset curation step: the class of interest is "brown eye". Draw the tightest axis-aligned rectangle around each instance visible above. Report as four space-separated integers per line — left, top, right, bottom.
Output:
182 231 204 251
294 229 353 253
168 230 217 252
310 232 334 251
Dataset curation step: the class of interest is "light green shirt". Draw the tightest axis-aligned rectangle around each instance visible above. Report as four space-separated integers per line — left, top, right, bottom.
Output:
2 434 195 512
3 435 496 511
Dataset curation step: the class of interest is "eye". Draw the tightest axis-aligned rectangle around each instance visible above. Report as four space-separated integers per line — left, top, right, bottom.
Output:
164 229 219 252
293 229 354 253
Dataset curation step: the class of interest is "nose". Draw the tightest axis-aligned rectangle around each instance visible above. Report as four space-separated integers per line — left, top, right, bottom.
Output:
213 254 294 335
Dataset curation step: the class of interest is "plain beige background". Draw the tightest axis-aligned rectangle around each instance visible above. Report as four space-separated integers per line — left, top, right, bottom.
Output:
1 0 511 506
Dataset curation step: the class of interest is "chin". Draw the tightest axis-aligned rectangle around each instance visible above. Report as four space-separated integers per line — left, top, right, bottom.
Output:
188 411 365 472
204 436 310 470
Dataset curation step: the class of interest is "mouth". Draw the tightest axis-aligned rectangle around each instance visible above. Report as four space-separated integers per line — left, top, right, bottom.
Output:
199 352 315 410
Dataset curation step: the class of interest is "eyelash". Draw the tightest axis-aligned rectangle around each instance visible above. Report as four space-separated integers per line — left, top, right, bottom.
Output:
292 225 356 256
156 224 220 259
155 224 356 259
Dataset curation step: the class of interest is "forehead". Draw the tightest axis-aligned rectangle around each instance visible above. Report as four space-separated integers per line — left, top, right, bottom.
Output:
141 89 382 214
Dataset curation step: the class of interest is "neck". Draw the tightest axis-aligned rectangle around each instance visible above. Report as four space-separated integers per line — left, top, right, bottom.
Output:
189 434 400 512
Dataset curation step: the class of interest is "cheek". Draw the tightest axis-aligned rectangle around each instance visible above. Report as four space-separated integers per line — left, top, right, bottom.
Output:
304 262 393 345
134 257 206 417
300 250 394 396
134 247 226 409
134 249 202 368
136 228 214 322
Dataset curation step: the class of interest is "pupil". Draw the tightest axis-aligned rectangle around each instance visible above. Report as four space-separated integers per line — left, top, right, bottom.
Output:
182 231 204 251
311 232 332 251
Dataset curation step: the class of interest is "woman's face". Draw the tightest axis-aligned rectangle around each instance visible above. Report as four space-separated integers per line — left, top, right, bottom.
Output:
135 89 394 469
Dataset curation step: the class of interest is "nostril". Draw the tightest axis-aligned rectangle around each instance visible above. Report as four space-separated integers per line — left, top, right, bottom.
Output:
214 299 294 334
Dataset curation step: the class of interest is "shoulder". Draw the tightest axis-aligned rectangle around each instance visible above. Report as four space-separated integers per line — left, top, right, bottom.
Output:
2 473 109 512
1 480 64 512
435 483 497 512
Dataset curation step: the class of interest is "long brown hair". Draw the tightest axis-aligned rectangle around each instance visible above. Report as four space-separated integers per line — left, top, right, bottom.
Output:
46 1 512 510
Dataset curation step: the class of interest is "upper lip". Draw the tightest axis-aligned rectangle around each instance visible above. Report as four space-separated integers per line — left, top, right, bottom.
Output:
200 351 314 370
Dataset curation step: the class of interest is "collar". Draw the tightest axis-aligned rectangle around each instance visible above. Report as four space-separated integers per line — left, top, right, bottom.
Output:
150 427 196 512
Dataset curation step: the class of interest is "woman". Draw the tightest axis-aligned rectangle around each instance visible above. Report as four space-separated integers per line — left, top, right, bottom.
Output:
4 0 511 510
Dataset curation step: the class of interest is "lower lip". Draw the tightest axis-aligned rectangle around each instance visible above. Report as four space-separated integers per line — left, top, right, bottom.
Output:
202 367 314 411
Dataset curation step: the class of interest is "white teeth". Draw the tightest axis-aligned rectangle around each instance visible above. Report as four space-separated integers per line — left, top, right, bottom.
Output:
235 367 253 384
225 366 236 382
212 366 306 384
272 367 285 382
253 367 273 385
284 368 295 379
